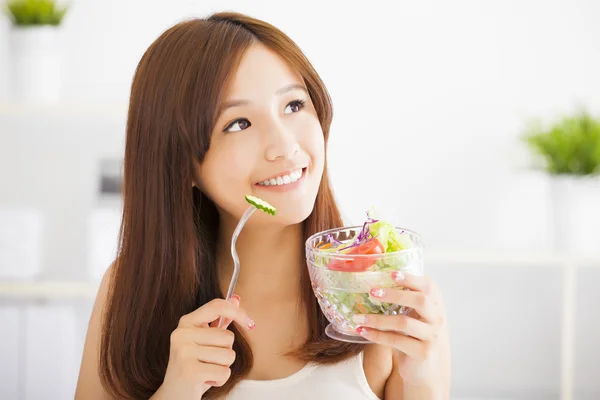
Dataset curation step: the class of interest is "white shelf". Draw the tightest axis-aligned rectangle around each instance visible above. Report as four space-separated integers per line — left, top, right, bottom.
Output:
0 251 598 300
425 250 600 267
0 101 128 120
0 281 100 300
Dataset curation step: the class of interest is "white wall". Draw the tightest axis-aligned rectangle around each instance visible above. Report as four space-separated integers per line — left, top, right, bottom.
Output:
1 0 600 399
3 0 599 250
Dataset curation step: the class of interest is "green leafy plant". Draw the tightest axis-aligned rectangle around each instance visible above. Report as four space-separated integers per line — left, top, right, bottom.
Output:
522 110 600 176
6 0 69 26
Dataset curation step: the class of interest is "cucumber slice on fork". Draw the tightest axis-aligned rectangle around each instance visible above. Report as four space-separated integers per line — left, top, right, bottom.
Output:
245 195 276 215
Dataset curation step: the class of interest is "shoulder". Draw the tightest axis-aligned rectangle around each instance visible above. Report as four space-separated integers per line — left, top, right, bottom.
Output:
89 263 114 332
363 344 395 399
74 264 115 400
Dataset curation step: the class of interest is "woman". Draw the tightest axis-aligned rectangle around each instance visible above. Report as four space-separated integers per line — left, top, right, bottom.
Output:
75 11 451 399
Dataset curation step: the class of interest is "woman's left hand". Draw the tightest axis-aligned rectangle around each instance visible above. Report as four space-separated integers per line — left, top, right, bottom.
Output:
352 271 449 391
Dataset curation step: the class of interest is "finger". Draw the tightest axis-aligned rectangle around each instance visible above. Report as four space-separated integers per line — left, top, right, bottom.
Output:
223 295 241 328
210 295 240 329
174 327 235 349
195 346 236 367
195 362 232 387
352 313 435 341
369 287 437 323
356 327 430 360
179 298 255 330
391 271 435 294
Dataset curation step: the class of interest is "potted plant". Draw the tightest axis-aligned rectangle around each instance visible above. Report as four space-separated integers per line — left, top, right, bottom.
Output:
4 0 70 104
522 110 600 256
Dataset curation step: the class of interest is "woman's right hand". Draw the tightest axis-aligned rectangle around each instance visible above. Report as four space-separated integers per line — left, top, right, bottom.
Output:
151 295 255 399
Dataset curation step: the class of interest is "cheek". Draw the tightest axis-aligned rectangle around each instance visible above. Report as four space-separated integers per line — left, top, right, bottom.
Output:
301 118 325 172
199 142 257 201
296 113 324 153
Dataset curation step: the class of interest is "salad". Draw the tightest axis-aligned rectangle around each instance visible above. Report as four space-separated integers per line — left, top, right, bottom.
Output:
314 209 416 272
307 210 422 333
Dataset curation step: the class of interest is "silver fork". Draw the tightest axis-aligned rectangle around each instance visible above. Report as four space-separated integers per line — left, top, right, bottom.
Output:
217 205 257 328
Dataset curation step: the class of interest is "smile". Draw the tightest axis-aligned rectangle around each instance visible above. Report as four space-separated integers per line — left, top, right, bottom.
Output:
256 168 305 186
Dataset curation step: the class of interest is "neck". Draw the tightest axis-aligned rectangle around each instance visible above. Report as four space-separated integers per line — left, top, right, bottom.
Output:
216 214 305 302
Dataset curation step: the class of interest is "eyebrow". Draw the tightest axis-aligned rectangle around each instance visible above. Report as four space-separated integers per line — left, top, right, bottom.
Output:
276 83 308 96
219 83 308 112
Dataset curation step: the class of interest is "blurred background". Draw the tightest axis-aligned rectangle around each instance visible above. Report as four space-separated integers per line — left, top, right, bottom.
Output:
1 0 599 399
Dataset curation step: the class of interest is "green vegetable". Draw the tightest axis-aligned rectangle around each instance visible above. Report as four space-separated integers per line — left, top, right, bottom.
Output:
369 220 396 252
245 195 276 215
368 219 416 272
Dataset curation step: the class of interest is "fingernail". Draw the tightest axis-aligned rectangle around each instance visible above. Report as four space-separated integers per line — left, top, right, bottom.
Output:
231 294 241 302
392 271 404 282
206 381 217 386
356 327 368 336
370 288 385 298
352 315 367 324
247 318 255 330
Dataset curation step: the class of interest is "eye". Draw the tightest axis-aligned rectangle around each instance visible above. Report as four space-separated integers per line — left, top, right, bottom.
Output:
224 118 251 133
284 99 306 115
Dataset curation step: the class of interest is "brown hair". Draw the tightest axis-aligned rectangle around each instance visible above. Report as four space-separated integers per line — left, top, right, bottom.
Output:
100 11 364 399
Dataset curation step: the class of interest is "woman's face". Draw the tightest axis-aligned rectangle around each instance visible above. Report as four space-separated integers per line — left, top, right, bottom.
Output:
197 42 325 226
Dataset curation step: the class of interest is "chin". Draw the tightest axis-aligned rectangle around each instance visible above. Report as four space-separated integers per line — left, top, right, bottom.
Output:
245 191 313 227
275 200 316 226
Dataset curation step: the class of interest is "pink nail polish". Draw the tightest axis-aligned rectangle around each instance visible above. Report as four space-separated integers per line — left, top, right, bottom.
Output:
392 271 404 282
247 318 255 330
356 327 368 336
231 294 241 302
370 288 385 298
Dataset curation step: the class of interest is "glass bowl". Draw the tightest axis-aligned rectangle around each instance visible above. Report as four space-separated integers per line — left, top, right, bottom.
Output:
305 225 423 343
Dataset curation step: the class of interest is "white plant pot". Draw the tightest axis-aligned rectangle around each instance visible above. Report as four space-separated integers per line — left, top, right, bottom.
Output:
9 26 63 104
550 175 600 257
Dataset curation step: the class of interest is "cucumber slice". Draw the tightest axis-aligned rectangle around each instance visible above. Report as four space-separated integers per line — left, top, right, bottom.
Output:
245 195 276 216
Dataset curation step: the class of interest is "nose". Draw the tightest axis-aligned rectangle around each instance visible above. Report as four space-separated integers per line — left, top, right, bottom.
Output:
263 122 300 161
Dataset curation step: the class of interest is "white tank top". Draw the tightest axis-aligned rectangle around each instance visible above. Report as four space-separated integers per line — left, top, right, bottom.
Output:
225 351 382 400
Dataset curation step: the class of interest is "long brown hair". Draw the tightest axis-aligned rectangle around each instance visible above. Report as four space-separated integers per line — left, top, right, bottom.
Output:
100 12 364 399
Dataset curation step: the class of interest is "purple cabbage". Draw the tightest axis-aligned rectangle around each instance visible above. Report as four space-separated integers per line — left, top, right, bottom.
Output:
336 212 380 252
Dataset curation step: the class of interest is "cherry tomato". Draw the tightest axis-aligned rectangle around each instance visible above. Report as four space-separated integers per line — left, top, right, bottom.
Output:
327 237 384 272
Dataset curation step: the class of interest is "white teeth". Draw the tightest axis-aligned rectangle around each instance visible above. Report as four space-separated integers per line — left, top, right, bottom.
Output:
257 168 304 186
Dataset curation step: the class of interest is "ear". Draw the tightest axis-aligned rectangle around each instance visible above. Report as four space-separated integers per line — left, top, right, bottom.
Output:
191 164 201 189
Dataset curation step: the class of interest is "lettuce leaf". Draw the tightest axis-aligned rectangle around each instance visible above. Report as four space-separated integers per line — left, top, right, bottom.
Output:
368 219 413 252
